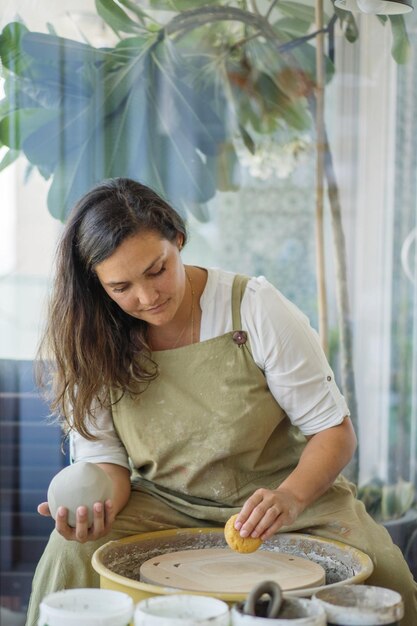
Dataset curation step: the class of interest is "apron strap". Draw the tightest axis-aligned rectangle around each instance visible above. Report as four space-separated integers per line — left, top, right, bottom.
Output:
231 274 250 330
231 275 254 359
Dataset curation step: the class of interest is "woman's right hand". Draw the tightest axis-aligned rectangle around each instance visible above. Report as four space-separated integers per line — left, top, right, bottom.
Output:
37 499 115 543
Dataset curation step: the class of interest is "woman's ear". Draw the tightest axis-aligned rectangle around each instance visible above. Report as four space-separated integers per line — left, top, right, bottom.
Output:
177 234 184 251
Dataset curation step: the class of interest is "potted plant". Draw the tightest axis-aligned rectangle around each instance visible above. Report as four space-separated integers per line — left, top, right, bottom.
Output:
358 478 417 575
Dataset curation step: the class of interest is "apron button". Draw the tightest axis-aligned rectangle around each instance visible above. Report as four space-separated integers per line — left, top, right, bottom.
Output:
233 330 247 346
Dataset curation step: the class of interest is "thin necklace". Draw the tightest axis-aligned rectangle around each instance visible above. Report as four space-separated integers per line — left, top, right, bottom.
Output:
171 269 195 349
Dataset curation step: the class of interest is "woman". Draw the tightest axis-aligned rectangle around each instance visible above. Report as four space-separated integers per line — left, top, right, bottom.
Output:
26 178 416 625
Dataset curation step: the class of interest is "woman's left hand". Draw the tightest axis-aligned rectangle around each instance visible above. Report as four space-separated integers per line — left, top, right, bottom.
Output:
233 487 304 541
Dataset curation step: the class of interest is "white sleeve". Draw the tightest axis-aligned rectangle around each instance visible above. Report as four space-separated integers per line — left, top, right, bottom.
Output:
69 404 130 470
241 277 350 435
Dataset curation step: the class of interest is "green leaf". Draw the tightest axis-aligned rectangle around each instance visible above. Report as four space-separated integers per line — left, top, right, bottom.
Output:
0 108 57 149
20 74 89 111
117 0 152 23
290 42 335 86
229 73 279 135
273 17 312 38
150 44 226 156
208 142 240 192
246 39 285 78
243 42 314 130
148 0 218 10
24 50 147 171
0 22 33 75
276 1 316 25
256 73 311 131
147 97 217 204
396 481 415 514
4 34 98 96
19 64 109 167
239 124 256 154
175 199 210 222
115 35 153 51
381 481 415 521
101 52 149 114
335 7 359 44
102 83 148 178
389 15 411 65
0 98 10 118
358 480 383 518
0 147 19 171
46 22 58 36
246 39 333 102
95 0 143 35
1 77 41 115
47 133 102 221
21 31 111 65
22 113 81 169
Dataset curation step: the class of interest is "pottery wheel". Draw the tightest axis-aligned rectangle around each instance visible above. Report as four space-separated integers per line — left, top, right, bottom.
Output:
139 548 326 593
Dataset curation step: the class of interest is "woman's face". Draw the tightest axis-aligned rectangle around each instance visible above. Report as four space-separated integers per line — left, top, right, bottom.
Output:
94 230 186 327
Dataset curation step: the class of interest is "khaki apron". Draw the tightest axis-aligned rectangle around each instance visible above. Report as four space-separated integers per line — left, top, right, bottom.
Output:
26 275 417 626
110 274 307 520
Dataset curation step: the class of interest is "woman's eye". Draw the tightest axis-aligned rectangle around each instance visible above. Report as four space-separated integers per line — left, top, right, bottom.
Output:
112 286 127 293
149 266 166 277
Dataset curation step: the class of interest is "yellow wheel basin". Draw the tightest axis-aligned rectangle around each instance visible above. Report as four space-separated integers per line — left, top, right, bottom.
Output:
92 528 373 606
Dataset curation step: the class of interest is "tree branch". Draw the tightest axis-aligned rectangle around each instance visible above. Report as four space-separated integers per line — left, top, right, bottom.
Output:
163 6 279 42
163 5 332 58
265 0 280 20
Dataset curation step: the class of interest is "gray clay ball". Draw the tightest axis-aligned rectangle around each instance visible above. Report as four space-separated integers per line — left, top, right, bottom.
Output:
47 461 114 527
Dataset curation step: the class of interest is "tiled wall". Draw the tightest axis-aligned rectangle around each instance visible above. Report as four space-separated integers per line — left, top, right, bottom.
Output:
0 360 69 612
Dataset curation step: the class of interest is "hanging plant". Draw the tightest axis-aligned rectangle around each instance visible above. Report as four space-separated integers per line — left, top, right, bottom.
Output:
0 0 343 220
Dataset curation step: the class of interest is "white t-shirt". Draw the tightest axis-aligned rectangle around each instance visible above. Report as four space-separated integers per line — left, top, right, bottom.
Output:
70 268 349 469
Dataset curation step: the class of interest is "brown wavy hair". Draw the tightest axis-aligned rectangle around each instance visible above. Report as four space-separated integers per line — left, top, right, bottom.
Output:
36 178 188 439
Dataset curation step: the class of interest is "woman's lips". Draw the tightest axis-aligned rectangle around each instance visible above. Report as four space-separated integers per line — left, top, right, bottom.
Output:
142 300 169 314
